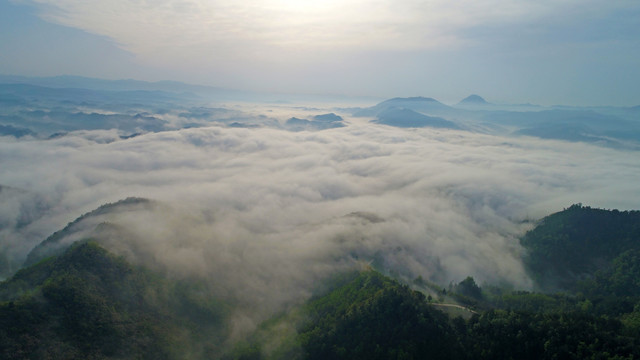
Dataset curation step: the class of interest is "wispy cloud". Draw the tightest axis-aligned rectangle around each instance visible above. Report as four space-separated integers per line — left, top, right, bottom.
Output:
5 0 639 104
16 0 636 59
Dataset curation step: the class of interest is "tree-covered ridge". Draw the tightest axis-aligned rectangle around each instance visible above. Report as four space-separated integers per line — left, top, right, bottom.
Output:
0 241 229 360
302 272 639 360
462 310 636 360
3 246 640 360
521 204 640 291
298 271 460 360
4 204 640 359
580 249 640 298
24 197 152 267
228 270 640 360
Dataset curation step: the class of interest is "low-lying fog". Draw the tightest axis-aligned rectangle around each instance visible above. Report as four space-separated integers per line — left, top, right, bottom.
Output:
1 103 639 325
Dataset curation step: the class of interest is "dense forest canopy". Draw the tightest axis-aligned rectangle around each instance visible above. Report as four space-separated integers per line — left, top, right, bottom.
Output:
0 242 229 359
2 204 640 359
521 204 640 291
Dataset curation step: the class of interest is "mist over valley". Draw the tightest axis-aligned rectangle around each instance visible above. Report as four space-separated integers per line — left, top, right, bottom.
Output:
3 0 640 356
2 77 639 348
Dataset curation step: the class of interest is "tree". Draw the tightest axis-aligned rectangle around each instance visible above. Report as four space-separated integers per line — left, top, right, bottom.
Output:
456 276 482 300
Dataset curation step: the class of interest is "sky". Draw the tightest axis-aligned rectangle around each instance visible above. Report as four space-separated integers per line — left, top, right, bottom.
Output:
2 0 640 105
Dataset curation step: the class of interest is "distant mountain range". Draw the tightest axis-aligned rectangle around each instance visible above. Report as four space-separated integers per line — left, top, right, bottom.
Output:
1 75 639 148
372 107 459 129
458 94 489 105
0 74 381 104
0 74 225 95
354 96 452 117
285 113 346 131
351 95 640 148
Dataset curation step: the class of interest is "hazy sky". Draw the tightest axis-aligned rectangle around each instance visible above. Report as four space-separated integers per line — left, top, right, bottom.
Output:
2 0 639 105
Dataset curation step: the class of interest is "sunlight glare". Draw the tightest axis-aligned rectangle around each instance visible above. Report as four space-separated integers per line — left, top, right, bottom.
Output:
266 0 345 14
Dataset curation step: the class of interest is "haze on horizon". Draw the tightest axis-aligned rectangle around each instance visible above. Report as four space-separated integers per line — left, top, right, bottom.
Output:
1 0 639 106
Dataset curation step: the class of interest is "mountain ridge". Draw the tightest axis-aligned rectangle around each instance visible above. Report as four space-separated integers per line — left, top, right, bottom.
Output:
3 203 640 359
24 197 153 267
459 94 489 105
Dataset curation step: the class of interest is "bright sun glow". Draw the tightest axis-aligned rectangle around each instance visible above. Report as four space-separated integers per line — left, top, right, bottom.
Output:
267 0 345 13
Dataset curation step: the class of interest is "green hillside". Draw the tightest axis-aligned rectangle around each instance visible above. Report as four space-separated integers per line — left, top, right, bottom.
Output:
0 241 229 360
297 271 460 359
521 204 640 291
229 269 640 360
4 204 640 359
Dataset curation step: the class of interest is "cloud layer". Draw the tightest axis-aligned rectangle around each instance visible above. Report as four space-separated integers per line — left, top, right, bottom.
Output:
2 0 639 334
2 107 639 322
15 1 633 65
19 0 636 53
12 0 636 72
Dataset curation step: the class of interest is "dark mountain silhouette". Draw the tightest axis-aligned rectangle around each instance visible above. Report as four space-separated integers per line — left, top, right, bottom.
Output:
372 107 460 129
459 94 489 105
353 96 452 117
0 83 196 105
0 124 35 138
0 74 221 95
312 113 343 122
285 113 345 131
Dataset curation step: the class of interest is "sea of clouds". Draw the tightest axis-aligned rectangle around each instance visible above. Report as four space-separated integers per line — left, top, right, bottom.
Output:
1 107 639 326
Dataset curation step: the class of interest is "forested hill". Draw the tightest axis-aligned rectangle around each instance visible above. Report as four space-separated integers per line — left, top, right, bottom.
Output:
0 242 229 360
2 243 640 359
23 197 153 267
228 270 640 360
3 204 640 359
520 204 640 291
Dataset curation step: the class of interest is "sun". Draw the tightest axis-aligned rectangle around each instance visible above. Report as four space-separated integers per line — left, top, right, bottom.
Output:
265 0 344 14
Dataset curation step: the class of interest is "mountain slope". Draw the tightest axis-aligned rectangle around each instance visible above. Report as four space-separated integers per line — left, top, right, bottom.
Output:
353 96 453 117
24 197 153 267
372 107 460 129
5 200 640 359
297 271 461 359
1 241 229 359
520 204 640 291
458 94 489 105
230 269 640 360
